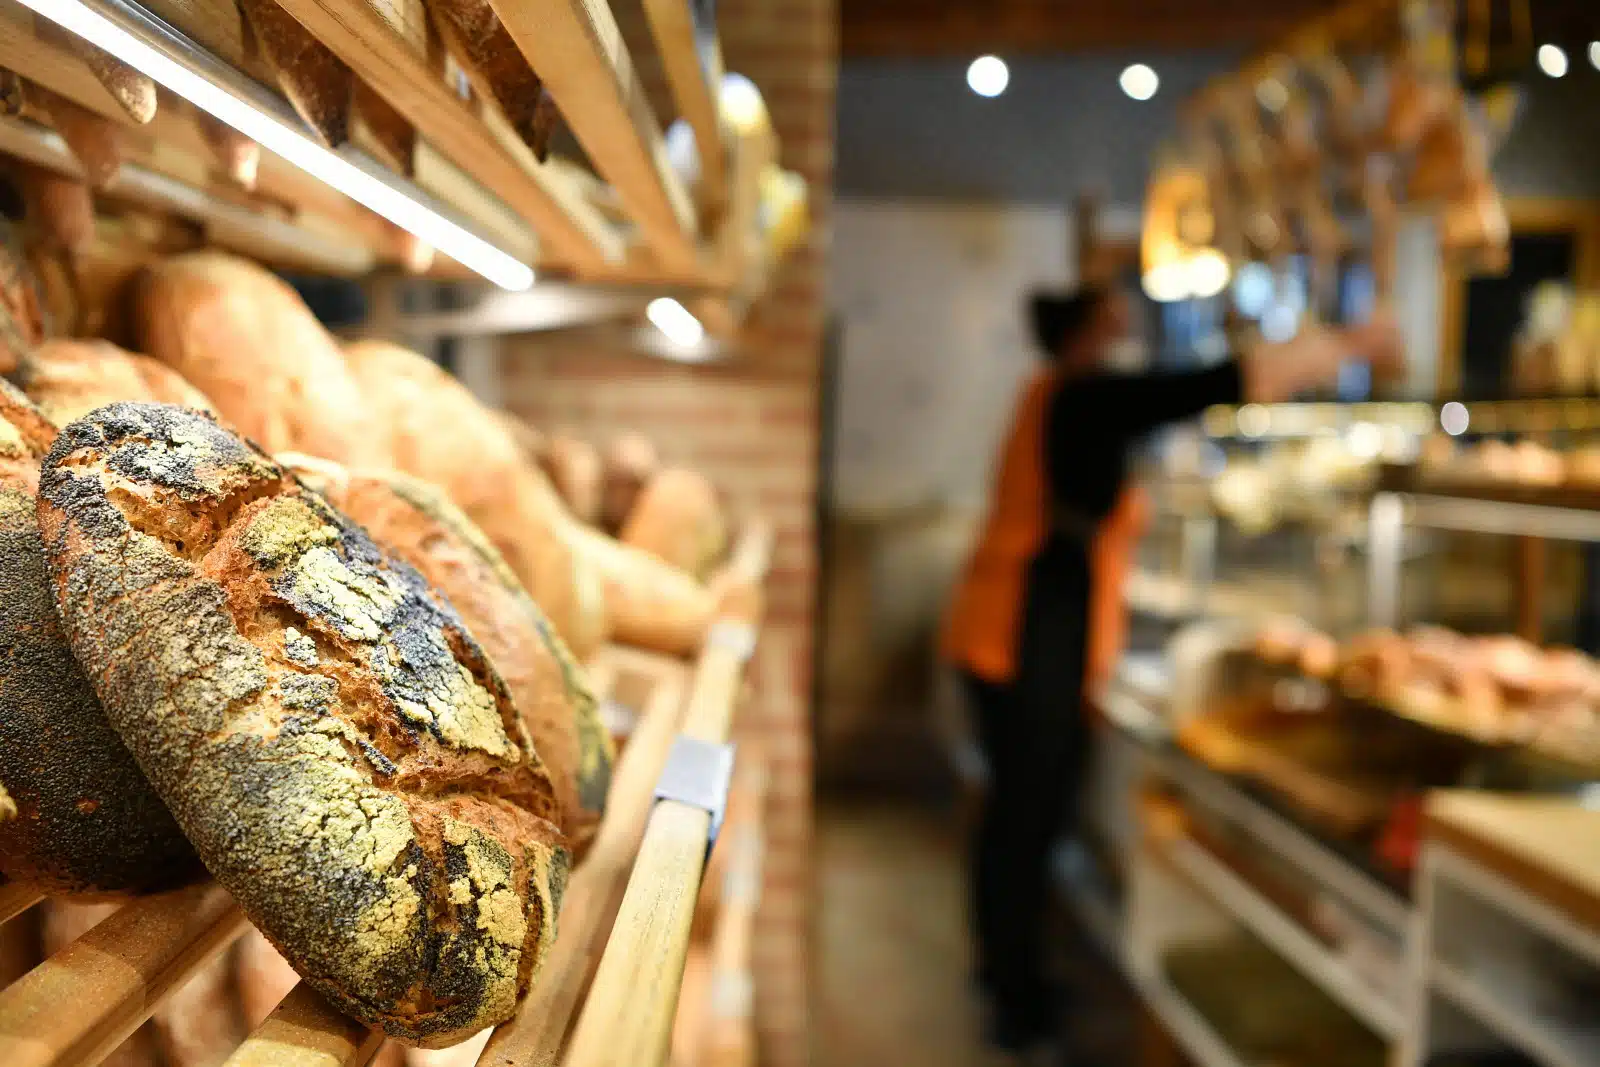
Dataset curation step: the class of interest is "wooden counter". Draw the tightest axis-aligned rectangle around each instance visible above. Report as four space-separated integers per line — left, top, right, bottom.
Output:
1425 791 1600 935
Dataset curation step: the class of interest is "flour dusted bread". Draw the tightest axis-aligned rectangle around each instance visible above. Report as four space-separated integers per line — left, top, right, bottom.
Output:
565 520 718 657
345 339 605 659
284 454 613 847
621 467 727 579
37 403 567 1045
0 382 200 894
132 252 386 465
15 338 213 426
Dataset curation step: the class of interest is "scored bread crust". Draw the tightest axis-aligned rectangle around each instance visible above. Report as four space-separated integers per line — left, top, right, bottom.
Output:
37 403 567 1046
285 454 614 847
0 382 201 894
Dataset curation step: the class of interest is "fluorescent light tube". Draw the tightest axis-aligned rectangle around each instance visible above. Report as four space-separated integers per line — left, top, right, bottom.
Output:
18 0 534 290
646 297 705 349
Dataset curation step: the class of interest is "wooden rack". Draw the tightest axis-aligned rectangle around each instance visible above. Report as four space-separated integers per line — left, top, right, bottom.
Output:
0 522 774 1067
0 0 805 311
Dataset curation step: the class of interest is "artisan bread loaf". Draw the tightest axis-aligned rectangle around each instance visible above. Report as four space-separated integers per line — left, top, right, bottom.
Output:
15 338 213 426
132 252 386 465
284 454 613 847
600 431 658 534
37 403 567 1046
345 339 606 659
564 520 718 657
543 433 601 526
0 383 200 894
621 467 727 579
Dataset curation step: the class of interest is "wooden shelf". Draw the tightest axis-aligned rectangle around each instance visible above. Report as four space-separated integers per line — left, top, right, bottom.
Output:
0 523 773 1067
0 0 806 298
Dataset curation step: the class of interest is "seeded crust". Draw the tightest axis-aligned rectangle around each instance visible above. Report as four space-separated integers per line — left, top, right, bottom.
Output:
621 467 729 580
132 253 387 467
344 340 605 660
0 382 201 894
284 454 613 847
14 338 214 427
37 403 567 1046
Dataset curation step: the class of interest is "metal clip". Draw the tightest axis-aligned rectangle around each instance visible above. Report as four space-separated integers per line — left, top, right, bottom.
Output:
653 735 736 854
706 620 757 663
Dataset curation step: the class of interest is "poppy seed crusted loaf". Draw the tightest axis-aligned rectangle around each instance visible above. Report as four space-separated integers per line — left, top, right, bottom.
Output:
36 403 568 1046
283 454 614 848
0 383 201 893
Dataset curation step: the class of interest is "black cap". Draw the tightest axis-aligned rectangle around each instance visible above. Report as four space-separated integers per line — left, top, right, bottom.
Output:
1028 286 1107 359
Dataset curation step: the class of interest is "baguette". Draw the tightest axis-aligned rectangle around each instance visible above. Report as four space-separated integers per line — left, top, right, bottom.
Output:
621 467 727 579
543 433 601 526
236 0 351 146
0 383 201 894
284 454 613 848
345 339 605 659
15 338 213 427
599 431 658 534
133 252 387 466
38 403 567 1045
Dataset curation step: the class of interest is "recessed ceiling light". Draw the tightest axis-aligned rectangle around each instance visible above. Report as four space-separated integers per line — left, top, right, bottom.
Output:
966 55 1009 98
1537 43 1569 78
1120 63 1160 101
1589 41 1599 70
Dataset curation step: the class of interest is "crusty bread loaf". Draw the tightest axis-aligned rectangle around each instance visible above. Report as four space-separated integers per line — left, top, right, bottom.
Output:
132 253 386 466
15 337 213 426
345 339 605 659
621 467 727 580
284 454 613 847
543 434 601 526
38 403 567 1046
565 520 717 657
0 222 46 375
600 431 659 534
0 382 201 894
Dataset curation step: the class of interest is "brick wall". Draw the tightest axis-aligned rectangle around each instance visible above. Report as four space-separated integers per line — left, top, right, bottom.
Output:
498 2 836 1063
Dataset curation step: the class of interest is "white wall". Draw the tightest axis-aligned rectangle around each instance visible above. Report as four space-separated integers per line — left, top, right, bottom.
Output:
827 198 1076 514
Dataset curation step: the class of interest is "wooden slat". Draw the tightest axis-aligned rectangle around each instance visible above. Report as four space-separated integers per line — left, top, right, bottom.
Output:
638 0 725 212
261 0 622 271
485 0 701 275
0 884 43 928
0 116 377 274
0 3 126 122
563 535 768 1067
478 650 690 1067
223 982 381 1067
0 885 246 1067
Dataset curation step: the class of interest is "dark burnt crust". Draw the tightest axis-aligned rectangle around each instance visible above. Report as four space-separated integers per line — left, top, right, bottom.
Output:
380 470 614 822
0 390 201 894
37 402 567 1045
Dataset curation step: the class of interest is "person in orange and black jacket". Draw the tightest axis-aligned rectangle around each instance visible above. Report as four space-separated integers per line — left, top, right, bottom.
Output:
941 285 1401 1055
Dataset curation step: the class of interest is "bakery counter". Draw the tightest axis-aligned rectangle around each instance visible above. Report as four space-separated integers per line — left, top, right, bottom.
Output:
1078 681 1600 1067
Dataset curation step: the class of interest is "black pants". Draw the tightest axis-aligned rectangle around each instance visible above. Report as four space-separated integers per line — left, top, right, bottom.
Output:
964 536 1092 1041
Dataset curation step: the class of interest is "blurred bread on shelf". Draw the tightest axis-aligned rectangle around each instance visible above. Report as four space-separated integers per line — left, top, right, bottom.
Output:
132 252 387 466
600 431 659 534
14 337 212 425
544 432 602 527
621 467 728 580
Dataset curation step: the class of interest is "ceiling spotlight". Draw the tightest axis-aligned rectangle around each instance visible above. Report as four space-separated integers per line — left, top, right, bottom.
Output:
1537 43 1569 78
1440 402 1469 436
1120 63 1160 101
1589 41 1599 70
646 297 706 349
966 55 1009 98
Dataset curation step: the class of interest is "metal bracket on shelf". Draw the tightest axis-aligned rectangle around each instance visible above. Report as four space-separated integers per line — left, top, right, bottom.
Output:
653 735 736 854
706 620 758 662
